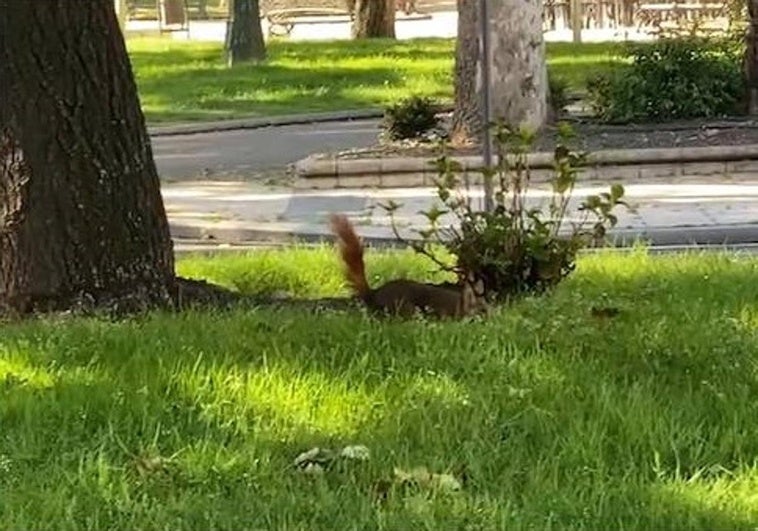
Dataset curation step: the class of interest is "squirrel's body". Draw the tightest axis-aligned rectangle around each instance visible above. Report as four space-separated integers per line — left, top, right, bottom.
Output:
329 214 486 318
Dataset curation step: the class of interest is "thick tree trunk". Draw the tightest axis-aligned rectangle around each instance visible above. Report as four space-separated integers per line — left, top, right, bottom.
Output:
452 0 548 142
352 0 396 39
746 0 758 114
226 0 266 65
0 0 176 314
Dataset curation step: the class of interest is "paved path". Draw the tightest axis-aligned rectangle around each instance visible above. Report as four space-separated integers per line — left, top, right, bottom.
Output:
152 119 380 178
127 11 653 44
163 176 758 247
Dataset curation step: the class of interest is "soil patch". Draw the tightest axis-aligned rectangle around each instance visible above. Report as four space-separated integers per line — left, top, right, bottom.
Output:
326 117 758 160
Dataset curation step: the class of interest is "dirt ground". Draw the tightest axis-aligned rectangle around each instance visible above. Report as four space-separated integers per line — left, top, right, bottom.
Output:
330 117 758 159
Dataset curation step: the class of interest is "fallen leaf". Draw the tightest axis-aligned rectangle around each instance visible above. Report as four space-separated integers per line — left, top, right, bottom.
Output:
293 447 335 471
340 445 370 461
394 466 462 492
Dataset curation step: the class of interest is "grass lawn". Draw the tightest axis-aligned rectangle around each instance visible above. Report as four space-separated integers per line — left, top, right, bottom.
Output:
128 37 625 123
2 248 758 529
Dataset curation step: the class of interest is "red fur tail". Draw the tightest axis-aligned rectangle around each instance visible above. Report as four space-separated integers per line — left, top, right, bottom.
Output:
329 214 371 299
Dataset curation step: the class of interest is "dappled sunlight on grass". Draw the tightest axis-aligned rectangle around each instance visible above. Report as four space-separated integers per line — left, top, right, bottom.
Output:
734 304 758 332
3 249 758 528
127 36 623 122
0 355 55 390
647 470 758 527
176 245 455 297
175 362 380 440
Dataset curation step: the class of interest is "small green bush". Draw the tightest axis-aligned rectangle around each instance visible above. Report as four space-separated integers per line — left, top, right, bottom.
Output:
382 122 630 301
382 95 440 141
587 37 744 123
548 75 571 117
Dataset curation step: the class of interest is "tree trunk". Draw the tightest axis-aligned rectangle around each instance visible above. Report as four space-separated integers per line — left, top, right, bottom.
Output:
226 0 266 66
451 0 548 142
352 0 396 39
198 0 209 18
0 0 176 314
746 0 758 114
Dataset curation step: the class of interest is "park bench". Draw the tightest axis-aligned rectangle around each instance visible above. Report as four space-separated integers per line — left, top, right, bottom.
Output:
263 8 354 38
635 2 726 35
156 0 190 33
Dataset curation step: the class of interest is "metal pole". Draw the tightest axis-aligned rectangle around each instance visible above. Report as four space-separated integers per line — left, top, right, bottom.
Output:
479 0 494 212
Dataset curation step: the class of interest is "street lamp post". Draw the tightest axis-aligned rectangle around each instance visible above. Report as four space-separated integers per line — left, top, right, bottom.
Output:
479 0 494 212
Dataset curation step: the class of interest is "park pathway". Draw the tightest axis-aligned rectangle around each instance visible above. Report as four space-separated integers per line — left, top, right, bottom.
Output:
163 177 758 249
151 119 380 178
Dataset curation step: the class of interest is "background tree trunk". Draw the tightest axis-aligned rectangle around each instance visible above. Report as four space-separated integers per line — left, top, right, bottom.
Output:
746 0 758 114
0 0 176 314
452 0 548 142
115 0 129 31
352 0 396 39
226 0 266 66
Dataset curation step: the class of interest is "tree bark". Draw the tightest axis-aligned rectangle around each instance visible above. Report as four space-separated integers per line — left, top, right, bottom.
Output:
226 0 266 65
0 0 176 314
352 0 396 39
451 0 548 142
746 0 758 114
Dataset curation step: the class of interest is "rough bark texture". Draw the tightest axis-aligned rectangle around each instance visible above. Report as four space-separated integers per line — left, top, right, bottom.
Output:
352 0 396 39
452 0 548 142
746 0 758 114
0 0 176 314
226 0 266 65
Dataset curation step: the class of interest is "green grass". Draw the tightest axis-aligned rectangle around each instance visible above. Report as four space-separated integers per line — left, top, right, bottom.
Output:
128 37 624 123
2 248 758 529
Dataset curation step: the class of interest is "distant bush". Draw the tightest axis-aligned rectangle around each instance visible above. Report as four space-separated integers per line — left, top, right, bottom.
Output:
587 37 744 123
382 95 440 141
548 75 571 117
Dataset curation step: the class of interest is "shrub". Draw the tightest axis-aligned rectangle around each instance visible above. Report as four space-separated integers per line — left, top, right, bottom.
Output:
586 37 744 123
382 95 440 141
548 75 571 117
381 122 630 302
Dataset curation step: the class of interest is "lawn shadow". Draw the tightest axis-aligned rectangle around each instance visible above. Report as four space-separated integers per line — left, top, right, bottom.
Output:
135 62 407 121
128 38 453 121
2 254 758 526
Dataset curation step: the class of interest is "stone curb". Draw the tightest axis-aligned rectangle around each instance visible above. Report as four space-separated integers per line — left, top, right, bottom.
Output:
294 143 758 179
170 222 758 249
172 240 758 256
148 108 386 137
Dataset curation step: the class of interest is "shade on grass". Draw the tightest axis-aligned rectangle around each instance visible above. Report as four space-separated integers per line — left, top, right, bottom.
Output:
128 37 624 123
1 248 758 529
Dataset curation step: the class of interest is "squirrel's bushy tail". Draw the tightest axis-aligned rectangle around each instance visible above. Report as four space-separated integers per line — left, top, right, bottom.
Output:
329 214 371 300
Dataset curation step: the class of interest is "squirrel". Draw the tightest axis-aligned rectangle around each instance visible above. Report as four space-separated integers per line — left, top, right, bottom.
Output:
329 213 487 318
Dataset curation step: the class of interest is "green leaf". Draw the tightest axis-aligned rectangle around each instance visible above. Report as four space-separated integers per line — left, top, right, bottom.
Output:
611 183 625 200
